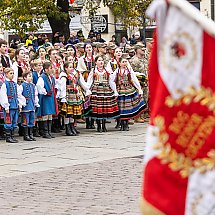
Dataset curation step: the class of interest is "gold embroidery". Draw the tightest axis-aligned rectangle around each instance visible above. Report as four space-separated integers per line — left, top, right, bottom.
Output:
169 113 215 159
165 86 215 113
153 115 215 178
140 197 166 215
194 150 215 173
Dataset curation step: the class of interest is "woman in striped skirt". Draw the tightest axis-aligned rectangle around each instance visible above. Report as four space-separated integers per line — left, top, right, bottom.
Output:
110 56 147 131
87 55 119 132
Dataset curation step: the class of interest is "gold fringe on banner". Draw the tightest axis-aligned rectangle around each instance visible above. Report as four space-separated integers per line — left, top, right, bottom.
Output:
140 197 166 215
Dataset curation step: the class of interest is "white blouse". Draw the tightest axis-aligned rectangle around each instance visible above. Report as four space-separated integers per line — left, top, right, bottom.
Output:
0 78 26 110
110 67 143 95
58 71 91 102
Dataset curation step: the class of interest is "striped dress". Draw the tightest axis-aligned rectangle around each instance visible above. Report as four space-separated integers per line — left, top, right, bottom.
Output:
58 71 88 117
87 67 119 120
111 67 147 119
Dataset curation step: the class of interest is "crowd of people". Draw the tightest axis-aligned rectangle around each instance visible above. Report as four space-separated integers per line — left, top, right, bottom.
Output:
0 30 152 143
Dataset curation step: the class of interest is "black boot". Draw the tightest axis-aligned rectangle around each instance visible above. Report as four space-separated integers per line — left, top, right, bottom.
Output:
23 127 32 141
96 120 102 132
120 120 124 131
123 120 129 131
42 121 52 139
33 123 40 137
70 123 77 136
29 127 36 141
52 119 61 133
18 124 24 136
5 129 17 143
86 118 91 129
0 124 5 140
60 117 65 130
38 121 44 136
48 120 55 138
11 129 18 143
90 118 95 129
115 119 121 129
65 124 74 136
102 119 107 132
73 126 80 134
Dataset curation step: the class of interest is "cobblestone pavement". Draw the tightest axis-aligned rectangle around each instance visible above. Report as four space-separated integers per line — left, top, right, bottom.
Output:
0 122 148 215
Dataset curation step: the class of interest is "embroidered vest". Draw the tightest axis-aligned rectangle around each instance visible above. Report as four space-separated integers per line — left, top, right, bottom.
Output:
5 80 18 109
22 82 35 111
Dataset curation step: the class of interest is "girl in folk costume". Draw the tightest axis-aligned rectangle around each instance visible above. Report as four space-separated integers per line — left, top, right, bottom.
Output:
111 57 147 131
36 62 58 139
12 48 29 84
19 71 40 141
48 48 61 132
0 63 5 139
66 44 78 69
58 62 90 136
77 42 95 129
106 47 123 128
37 46 47 65
77 43 95 81
87 55 119 132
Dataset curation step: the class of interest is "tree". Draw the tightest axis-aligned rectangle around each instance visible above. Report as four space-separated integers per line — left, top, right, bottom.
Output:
104 0 153 28
47 0 70 40
0 0 70 38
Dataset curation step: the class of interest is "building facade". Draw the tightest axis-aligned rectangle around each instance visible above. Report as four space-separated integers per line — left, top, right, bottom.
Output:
5 0 215 42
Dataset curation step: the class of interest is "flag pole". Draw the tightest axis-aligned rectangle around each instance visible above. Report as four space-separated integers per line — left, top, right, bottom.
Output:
168 0 215 36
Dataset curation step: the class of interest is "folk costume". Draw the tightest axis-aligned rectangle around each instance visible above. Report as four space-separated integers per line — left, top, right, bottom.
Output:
111 67 147 131
51 60 63 133
36 72 58 138
0 54 12 69
87 67 119 132
0 78 25 142
77 55 95 129
0 73 5 139
19 81 40 141
12 60 28 84
77 55 95 81
58 69 89 136
106 58 119 73
32 70 40 85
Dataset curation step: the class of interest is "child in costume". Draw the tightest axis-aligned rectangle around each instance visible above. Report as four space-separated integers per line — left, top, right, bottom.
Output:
58 62 90 136
31 59 43 137
87 55 119 132
36 61 58 139
0 63 5 139
0 68 25 143
19 71 40 141
110 57 147 131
